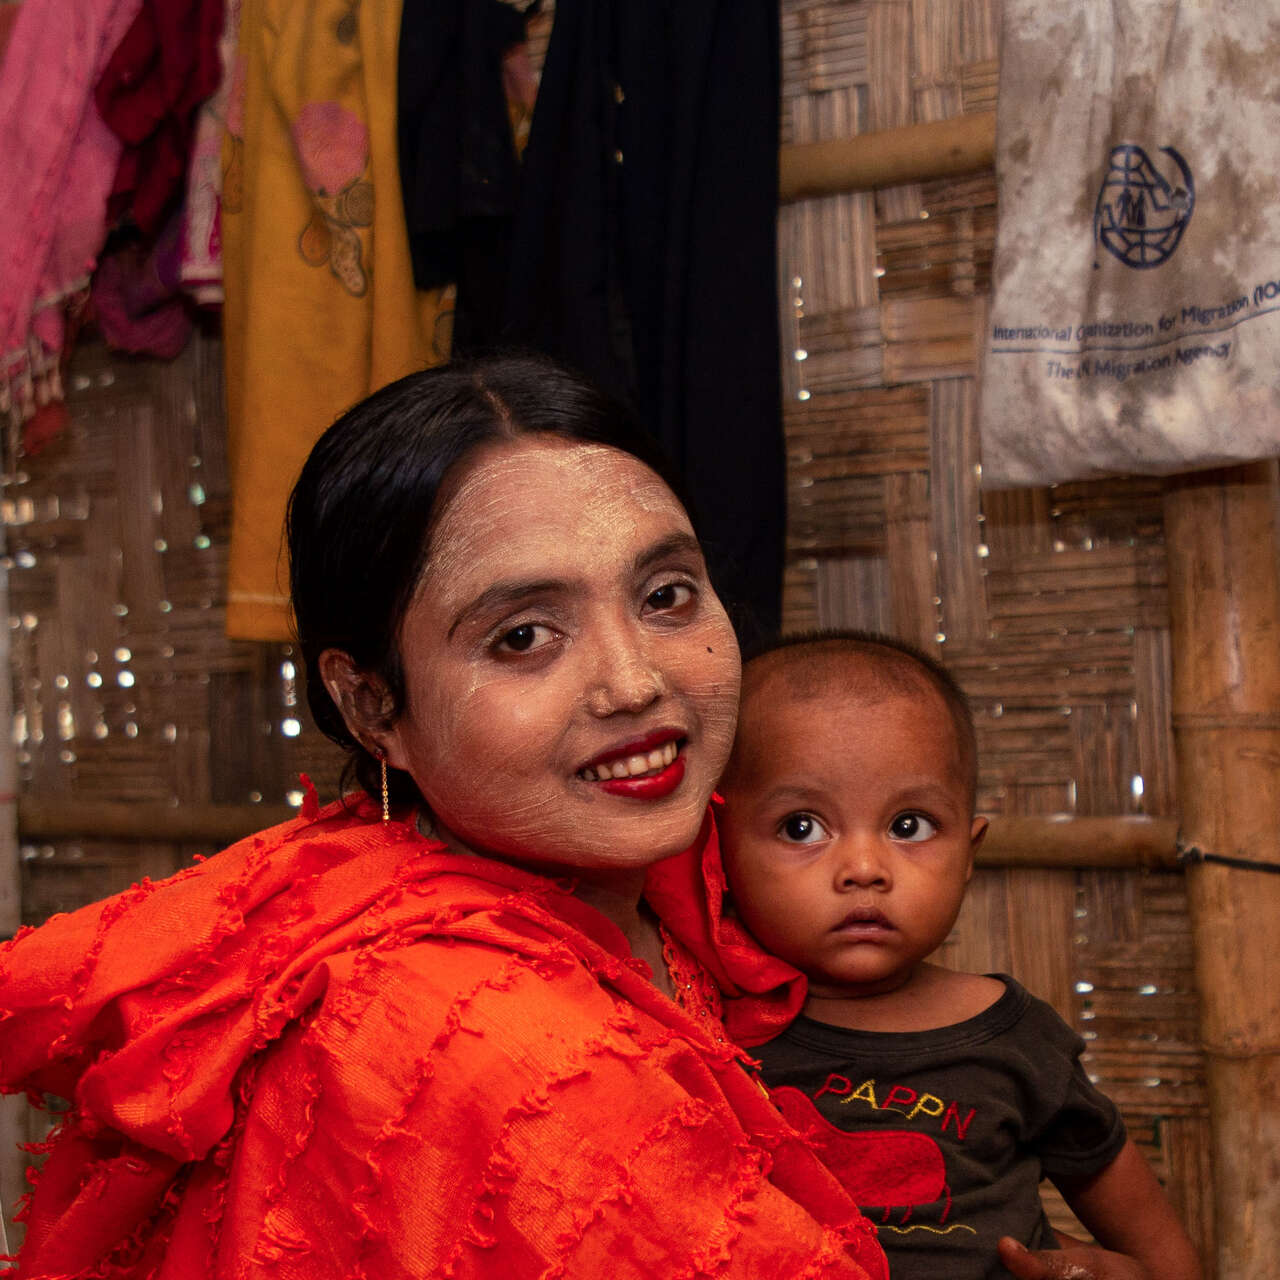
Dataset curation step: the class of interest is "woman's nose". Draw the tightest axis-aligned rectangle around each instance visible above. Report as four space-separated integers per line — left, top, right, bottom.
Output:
586 623 666 717
835 840 892 890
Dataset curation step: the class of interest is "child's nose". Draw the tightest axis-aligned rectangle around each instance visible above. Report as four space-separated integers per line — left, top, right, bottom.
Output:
834 839 892 890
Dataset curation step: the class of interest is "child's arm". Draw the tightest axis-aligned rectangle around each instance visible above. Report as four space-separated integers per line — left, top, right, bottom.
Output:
1051 1138 1202 1279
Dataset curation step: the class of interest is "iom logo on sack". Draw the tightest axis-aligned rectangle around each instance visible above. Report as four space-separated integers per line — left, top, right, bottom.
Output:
1093 144 1195 269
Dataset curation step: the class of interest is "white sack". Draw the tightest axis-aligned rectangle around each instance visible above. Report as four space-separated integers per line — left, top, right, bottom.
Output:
980 3 1280 488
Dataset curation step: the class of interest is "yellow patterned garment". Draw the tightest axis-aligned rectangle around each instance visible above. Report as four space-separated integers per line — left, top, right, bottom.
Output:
222 0 453 640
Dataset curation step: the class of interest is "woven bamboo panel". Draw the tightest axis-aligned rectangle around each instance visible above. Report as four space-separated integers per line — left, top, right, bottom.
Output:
6 333 346 924
779 0 1210 1262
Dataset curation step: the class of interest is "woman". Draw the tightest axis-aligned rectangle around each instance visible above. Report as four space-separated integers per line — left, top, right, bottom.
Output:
0 356 886 1278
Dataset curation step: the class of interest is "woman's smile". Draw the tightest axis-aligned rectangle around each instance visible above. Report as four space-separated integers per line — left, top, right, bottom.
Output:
577 732 683 781
583 742 686 799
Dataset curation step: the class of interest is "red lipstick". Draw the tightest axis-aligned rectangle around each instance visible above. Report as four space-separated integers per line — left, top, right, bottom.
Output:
580 729 684 772
597 754 686 800
578 730 688 801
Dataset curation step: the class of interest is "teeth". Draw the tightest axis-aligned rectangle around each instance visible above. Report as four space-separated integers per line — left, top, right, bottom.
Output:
582 740 680 782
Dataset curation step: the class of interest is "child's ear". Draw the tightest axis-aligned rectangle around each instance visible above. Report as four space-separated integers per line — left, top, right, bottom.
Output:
965 815 989 882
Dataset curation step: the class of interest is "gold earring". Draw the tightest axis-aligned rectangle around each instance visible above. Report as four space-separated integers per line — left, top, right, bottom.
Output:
379 753 390 823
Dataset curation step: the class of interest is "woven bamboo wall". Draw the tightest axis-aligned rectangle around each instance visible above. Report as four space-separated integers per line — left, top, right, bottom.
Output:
2 0 1211 1266
777 0 1210 1262
6 332 345 925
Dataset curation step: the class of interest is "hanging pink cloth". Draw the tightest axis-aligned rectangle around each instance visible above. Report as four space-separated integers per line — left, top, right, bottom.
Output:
180 0 241 305
0 0 142 440
0 7 20 61
95 0 225 237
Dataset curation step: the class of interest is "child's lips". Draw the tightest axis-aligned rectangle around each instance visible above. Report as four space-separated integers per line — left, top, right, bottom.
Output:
834 907 894 936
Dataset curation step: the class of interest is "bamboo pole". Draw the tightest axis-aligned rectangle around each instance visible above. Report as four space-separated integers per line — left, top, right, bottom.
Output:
15 798 1179 869
778 112 997 203
976 815 1179 870
16 799 297 846
1163 461 1280 1280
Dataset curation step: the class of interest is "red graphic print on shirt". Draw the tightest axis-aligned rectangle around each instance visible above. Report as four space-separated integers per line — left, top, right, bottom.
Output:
773 1085 953 1226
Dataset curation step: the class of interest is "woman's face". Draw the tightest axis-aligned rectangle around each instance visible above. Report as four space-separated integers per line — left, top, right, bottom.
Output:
381 436 742 877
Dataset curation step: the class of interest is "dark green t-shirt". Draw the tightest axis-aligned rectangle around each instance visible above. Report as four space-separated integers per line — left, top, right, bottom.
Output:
754 976 1125 1280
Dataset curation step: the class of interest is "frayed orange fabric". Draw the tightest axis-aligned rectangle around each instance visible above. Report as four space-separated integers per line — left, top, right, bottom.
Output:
645 816 808 1050
0 798 885 1280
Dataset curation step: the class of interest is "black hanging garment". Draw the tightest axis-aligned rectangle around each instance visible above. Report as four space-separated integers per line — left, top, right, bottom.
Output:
504 0 785 644
397 0 532 349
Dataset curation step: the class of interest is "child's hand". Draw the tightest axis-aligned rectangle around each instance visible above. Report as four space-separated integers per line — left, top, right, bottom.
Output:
998 1235 1152 1280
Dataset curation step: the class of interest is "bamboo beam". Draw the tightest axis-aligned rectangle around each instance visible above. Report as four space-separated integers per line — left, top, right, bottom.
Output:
779 112 997 203
17 799 297 846
976 815 1179 870
1164 461 1280 1280
15 799 1179 869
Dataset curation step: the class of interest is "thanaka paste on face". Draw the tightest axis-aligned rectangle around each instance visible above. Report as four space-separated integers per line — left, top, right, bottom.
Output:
382 437 741 880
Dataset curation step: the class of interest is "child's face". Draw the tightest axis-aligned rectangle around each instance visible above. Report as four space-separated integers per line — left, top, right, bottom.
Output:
718 673 985 1000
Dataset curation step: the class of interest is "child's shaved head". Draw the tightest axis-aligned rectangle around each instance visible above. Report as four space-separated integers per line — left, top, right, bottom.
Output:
734 630 978 806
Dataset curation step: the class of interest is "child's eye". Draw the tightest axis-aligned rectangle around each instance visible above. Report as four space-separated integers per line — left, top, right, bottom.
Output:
778 812 830 844
889 812 937 842
494 622 557 654
643 582 694 614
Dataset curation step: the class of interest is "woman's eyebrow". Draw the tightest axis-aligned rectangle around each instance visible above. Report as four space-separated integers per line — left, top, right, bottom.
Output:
447 578 565 639
630 531 705 578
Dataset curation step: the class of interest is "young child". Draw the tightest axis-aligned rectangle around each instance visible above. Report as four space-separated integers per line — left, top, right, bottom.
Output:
717 631 1201 1280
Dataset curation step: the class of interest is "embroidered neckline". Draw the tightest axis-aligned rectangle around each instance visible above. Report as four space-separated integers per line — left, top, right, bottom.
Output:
658 921 726 1044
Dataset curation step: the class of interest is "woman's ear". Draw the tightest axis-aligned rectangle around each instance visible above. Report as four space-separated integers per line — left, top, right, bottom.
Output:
316 649 396 753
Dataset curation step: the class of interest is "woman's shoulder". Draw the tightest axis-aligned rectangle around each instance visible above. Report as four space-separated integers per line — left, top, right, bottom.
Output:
0 806 579 1143
0 801 419 1005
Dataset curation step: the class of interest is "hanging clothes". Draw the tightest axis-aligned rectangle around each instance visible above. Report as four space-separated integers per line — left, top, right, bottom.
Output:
0 0 142 443
94 0 226 238
504 0 786 645
0 5 20 61
396 0 534 350
180 0 242 305
222 0 453 641
91 213 193 360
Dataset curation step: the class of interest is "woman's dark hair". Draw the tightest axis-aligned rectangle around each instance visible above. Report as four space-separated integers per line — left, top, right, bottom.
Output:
287 351 689 806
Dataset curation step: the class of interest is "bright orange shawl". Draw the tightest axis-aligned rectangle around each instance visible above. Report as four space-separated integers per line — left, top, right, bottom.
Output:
0 798 886 1279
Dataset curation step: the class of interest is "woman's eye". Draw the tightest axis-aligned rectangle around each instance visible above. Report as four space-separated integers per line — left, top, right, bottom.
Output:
495 623 556 654
889 812 937 842
643 582 694 614
778 812 829 844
